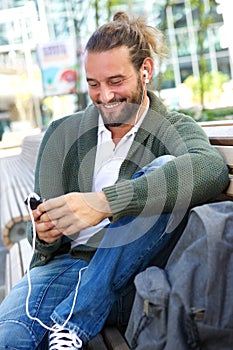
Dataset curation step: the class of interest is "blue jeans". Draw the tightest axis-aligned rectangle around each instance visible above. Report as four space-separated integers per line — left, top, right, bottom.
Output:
0 156 187 349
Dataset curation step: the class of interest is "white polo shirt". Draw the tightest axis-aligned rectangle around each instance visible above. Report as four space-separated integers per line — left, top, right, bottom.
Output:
71 98 149 247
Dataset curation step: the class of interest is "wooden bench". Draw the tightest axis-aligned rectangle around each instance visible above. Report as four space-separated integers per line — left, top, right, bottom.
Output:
200 122 233 199
0 133 44 249
4 237 32 295
4 238 130 350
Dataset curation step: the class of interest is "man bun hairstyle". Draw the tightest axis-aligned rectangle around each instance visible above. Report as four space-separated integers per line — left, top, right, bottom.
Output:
112 11 129 23
85 11 167 71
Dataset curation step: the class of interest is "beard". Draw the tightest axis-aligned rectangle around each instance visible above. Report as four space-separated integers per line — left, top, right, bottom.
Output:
97 76 144 127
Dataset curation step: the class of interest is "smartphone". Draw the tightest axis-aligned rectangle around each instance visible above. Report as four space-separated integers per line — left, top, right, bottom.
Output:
24 195 43 210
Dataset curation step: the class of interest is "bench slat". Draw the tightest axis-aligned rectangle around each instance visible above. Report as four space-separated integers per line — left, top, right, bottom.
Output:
213 145 233 197
19 238 32 272
86 333 108 350
214 145 233 168
103 327 130 350
202 124 233 146
9 242 23 287
227 175 233 197
4 253 11 295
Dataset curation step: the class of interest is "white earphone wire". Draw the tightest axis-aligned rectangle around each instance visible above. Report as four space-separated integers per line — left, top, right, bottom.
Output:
25 192 87 331
134 82 146 126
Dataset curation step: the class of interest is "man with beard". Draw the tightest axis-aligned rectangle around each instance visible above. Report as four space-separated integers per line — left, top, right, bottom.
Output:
0 12 229 350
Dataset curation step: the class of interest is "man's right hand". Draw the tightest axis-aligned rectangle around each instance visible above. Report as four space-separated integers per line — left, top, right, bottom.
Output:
33 208 63 243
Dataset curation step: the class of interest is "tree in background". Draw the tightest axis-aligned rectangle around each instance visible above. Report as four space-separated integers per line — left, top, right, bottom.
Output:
92 0 131 27
184 71 229 110
190 0 220 109
155 0 172 97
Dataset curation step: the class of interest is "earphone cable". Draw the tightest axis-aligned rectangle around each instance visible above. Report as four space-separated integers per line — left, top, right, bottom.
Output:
25 192 87 331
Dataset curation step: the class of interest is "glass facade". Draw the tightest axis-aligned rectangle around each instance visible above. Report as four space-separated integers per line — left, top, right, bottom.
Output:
161 0 232 89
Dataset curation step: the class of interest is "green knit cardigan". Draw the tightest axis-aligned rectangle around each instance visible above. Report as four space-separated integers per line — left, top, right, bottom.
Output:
27 91 229 267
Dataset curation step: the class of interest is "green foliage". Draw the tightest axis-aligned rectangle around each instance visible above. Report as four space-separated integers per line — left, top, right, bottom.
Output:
91 0 130 26
178 106 233 122
184 71 229 107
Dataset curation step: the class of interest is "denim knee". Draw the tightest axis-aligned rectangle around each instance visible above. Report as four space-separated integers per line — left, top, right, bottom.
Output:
0 320 38 349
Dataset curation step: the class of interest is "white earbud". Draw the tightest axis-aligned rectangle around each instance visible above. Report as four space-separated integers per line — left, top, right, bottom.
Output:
143 69 149 84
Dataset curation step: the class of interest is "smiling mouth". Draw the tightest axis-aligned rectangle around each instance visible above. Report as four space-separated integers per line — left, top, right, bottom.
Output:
103 102 122 109
97 99 126 109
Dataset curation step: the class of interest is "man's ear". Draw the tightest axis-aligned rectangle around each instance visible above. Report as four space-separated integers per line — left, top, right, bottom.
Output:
141 57 154 84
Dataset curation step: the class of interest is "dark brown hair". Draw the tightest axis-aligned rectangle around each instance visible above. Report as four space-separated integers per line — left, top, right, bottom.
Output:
85 12 167 71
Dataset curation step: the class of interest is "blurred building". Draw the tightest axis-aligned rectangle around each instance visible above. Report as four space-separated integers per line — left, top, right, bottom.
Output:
216 0 233 66
154 0 232 91
0 0 232 119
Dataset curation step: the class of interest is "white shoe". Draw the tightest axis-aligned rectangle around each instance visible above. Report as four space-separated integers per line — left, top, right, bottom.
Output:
49 324 82 349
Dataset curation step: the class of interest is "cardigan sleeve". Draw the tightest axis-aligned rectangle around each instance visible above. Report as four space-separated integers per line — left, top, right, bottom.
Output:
103 112 229 222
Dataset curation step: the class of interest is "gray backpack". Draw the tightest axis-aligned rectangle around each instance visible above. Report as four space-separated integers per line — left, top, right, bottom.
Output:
125 201 233 350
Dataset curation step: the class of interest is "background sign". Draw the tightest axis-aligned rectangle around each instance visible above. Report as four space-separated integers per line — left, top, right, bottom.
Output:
37 38 78 96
